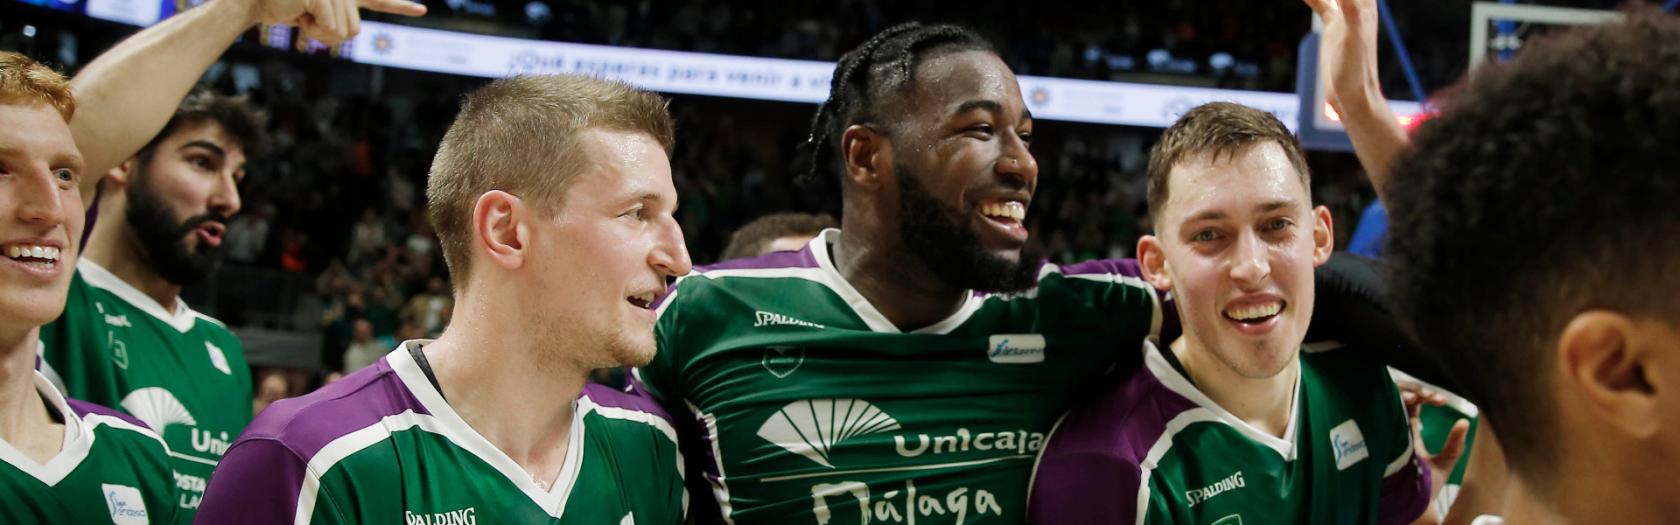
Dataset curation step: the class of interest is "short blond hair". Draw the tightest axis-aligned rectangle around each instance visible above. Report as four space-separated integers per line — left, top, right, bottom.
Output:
0 52 74 121
426 74 674 283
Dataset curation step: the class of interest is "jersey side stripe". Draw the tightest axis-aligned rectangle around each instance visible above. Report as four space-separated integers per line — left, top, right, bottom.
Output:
294 410 434 525
1136 409 1223 525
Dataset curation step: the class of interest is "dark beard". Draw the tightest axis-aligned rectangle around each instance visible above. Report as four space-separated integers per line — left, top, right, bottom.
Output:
896 168 1040 293
125 169 226 286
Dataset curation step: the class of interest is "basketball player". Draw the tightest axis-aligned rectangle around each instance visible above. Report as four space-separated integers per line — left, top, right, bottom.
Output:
196 75 692 524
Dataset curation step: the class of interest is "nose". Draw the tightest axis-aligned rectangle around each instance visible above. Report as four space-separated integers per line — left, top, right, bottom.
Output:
996 132 1039 190
208 170 243 218
1228 230 1271 288
650 216 693 278
16 170 70 229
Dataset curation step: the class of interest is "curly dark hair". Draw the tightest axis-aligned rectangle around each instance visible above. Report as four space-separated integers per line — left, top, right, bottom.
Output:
1388 11 1680 488
135 86 270 163
798 22 994 188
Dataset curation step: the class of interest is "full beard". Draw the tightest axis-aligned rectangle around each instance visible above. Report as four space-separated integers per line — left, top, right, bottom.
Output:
125 170 225 286
896 168 1041 294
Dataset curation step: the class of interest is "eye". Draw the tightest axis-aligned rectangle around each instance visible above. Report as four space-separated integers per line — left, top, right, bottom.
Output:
53 168 76 183
1018 131 1034 145
190 155 216 170
1191 229 1221 243
1263 218 1294 232
965 123 995 137
620 206 647 221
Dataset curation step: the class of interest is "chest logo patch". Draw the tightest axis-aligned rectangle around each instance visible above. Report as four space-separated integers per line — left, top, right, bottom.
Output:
758 399 901 468
1329 419 1370 471
762 347 805 378
987 335 1046 364
102 484 149 525
205 341 232 375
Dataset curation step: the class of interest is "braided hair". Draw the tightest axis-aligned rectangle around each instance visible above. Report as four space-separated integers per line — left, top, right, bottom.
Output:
799 23 994 188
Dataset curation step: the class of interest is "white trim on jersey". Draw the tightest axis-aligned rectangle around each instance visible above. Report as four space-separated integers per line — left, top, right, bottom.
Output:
1136 408 1225 525
293 344 596 522
1387 367 1480 418
1144 341 1302 460
686 400 737 525
578 395 689 517
0 371 93 486
388 343 586 516
76 259 206 334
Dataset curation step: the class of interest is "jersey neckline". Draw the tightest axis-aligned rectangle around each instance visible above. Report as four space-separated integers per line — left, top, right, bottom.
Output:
77 259 204 334
0 371 94 486
1143 341 1303 459
386 341 587 518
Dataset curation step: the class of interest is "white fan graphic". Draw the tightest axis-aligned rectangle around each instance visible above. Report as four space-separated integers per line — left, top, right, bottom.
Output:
120 387 198 434
757 399 900 468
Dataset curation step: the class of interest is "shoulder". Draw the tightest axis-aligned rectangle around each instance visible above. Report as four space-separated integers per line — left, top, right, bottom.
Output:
70 398 168 449
236 359 420 462
579 383 678 445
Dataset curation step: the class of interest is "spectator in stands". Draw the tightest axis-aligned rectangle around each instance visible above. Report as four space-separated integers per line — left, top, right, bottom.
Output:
341 318 385 373
402 275 452 335
718 212 837 260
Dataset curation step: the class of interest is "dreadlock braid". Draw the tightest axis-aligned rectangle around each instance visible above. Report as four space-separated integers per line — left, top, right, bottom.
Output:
798 22 994 188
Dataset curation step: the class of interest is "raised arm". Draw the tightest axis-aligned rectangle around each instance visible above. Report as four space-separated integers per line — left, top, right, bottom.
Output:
69 0 425 198
1305 0 1410 202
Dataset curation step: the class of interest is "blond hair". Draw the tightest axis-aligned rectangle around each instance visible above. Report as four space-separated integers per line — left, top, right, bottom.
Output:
426 74 674 283
1146 101 1309 222
0 52 74 120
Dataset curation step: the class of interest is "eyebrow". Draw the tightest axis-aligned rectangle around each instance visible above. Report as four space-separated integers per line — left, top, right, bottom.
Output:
951 99 1034 124
179 140 227 158
1182 199 1301 223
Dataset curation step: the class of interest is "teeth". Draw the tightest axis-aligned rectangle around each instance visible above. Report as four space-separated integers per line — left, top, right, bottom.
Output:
1226 302 1282 321
980 201 1026 222
5 245 59 262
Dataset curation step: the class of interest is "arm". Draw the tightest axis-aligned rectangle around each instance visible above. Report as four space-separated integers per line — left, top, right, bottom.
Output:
69 0 424 198
1304 0 1410 202
1442 424 1510 525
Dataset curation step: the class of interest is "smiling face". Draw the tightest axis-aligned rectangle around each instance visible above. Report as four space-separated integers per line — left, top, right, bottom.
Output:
524 129 691 369
1140 141 1332 378
0 103 84 330
884 49 1041 292
123 119 246 285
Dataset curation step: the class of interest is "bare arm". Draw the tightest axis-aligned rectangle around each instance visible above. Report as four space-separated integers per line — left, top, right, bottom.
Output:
69 0 425 199
1305 0 1410 203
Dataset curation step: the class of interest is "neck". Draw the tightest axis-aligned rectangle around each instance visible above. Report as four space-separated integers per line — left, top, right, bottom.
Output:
1170 336 1298 438
0 325 63 462
421 283 585 486
85 193 181 313
834 220 966 331
1523 436 1677 523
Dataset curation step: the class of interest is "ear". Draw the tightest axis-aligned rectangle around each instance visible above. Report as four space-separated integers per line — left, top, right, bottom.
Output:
101 159 137 192
1310 205 1334 266
1557 310 1660 439
1137 235 1173 292
472 190 528 273
840 124 889 191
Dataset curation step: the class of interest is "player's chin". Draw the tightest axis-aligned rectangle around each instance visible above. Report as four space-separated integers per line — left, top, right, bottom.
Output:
613 336 658 368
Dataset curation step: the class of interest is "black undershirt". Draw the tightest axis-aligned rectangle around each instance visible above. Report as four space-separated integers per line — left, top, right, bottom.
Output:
408 343 446 401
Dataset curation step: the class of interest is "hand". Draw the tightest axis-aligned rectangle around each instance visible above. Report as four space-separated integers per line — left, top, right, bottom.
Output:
1400 380 1470 497
252 0 427 46
1303 0 1381 111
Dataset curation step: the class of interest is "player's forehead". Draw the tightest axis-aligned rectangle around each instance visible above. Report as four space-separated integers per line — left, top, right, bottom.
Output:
566 129 675 205
0 103 82 169
1162 142 1308 226
900 50 1027 124
157 119 246 160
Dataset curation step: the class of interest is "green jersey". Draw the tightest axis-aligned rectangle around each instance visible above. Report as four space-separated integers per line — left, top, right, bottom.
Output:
1030 342 1431 524
40 260 254 519
633 231 1161 523
195 342 687 524
2 370 180 524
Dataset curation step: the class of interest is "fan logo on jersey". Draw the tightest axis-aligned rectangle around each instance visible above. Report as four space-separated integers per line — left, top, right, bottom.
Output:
757 399 901 468
987 334 1045 364
761 347 805 378
1329 419 1370 471
102 484 149 525
205 341 232 375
